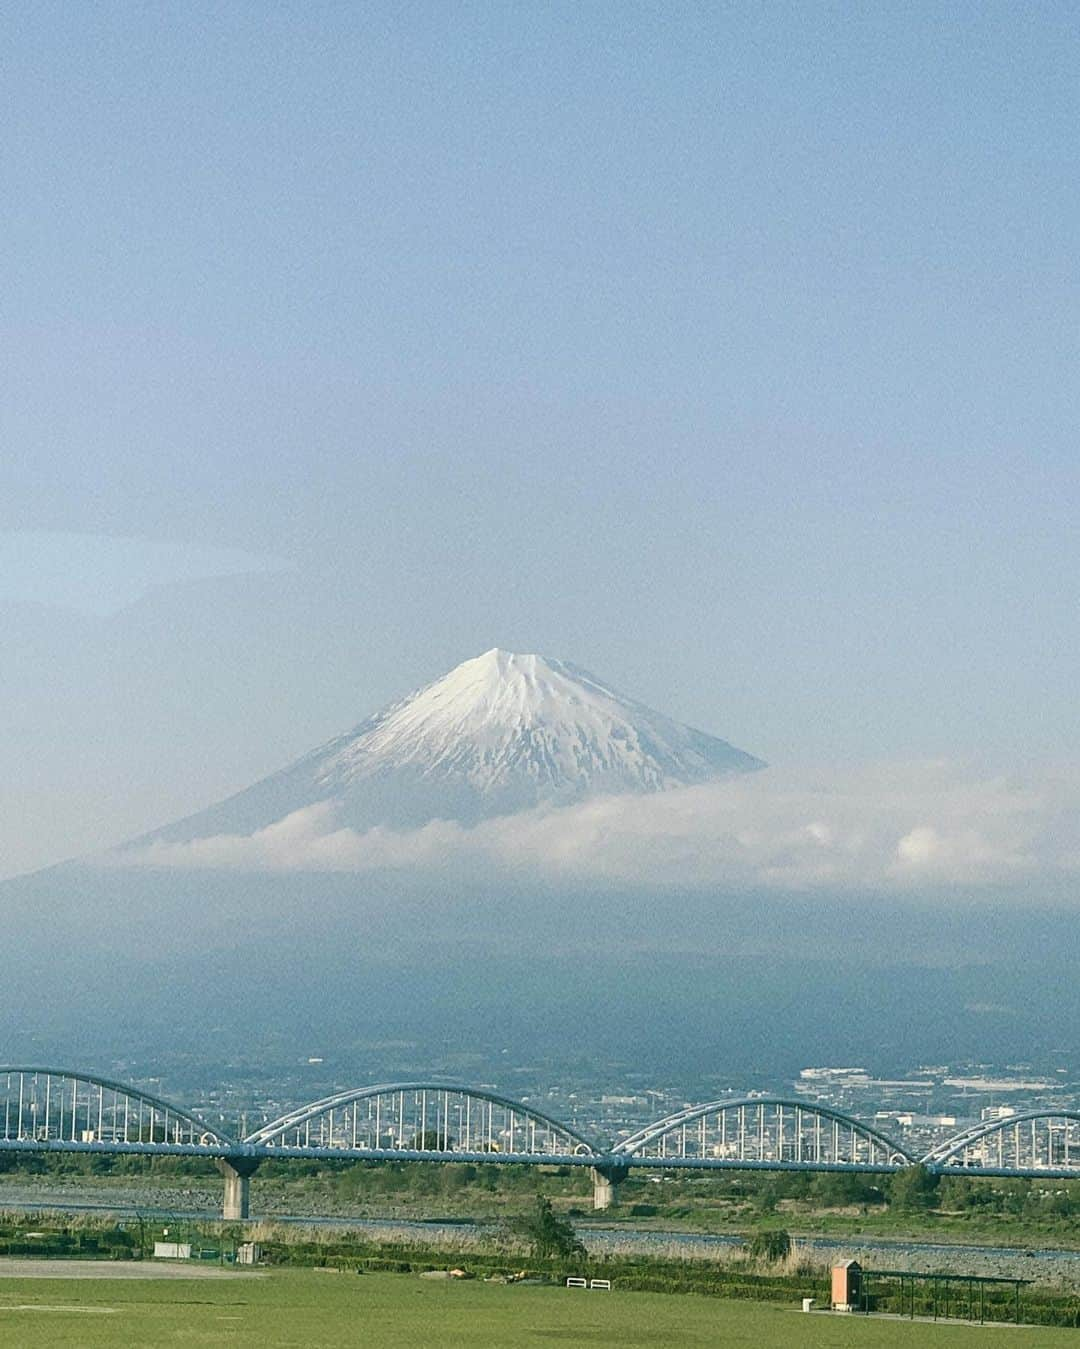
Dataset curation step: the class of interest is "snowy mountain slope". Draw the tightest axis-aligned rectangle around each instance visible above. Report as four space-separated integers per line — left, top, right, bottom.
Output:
135 648 764 844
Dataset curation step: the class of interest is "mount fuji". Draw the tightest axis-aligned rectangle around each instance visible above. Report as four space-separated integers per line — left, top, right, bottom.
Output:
133 648 763 847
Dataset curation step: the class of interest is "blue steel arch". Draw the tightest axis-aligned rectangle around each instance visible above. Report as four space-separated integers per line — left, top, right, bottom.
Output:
613 1096 913 1166
244 1081 600 1155
923 1110 1080 1170
0 1066 235 1147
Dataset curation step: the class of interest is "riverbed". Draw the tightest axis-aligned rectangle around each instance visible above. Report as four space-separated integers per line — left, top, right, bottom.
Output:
1 1183 1077 1288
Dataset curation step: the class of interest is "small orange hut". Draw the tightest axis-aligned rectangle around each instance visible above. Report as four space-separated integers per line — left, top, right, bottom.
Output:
831 1260 862 1312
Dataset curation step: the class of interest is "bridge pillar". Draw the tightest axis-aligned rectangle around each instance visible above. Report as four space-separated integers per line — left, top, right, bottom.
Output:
217 1156 260 1220
591 1163 629 1211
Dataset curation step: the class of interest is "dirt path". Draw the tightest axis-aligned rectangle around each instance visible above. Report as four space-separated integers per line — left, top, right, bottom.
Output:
0 1259 263 1279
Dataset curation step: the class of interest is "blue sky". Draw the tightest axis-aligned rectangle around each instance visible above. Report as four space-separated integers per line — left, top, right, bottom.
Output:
2 2 1079 877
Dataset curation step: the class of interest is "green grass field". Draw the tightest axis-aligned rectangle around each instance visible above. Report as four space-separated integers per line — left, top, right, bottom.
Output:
0 1268 1077 1347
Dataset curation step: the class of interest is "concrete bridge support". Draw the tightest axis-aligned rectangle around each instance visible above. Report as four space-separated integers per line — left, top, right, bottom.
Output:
591 1163 629 1211
217 1156 261 1220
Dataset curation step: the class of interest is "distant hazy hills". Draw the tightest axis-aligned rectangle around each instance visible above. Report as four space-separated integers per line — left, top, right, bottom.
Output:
126 647 764 847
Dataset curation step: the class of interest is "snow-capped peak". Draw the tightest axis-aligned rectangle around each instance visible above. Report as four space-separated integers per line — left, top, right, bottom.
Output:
143 649 764 843
322 647 761 797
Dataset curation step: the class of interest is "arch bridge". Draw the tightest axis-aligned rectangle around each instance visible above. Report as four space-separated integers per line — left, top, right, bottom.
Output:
0 1067 232 1152
245 1081 599 1159
613 1096 913 1171
5 1068 1079 1218
921 1110 1080 1179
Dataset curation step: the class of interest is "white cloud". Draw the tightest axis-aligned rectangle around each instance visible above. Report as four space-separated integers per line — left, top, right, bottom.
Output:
0 531 291 616
110 760 1080 896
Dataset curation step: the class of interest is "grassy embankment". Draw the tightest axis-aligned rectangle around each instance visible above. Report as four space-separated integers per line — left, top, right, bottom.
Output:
1 1268 1080 1347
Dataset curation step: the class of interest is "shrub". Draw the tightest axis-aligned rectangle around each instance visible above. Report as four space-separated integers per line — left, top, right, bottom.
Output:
746 1228 792 1262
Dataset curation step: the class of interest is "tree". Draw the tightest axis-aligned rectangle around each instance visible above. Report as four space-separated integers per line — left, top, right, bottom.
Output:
889 1164 940 1213
811 1171 885 1207
511 1196 585 1260
409 1130 453 1150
